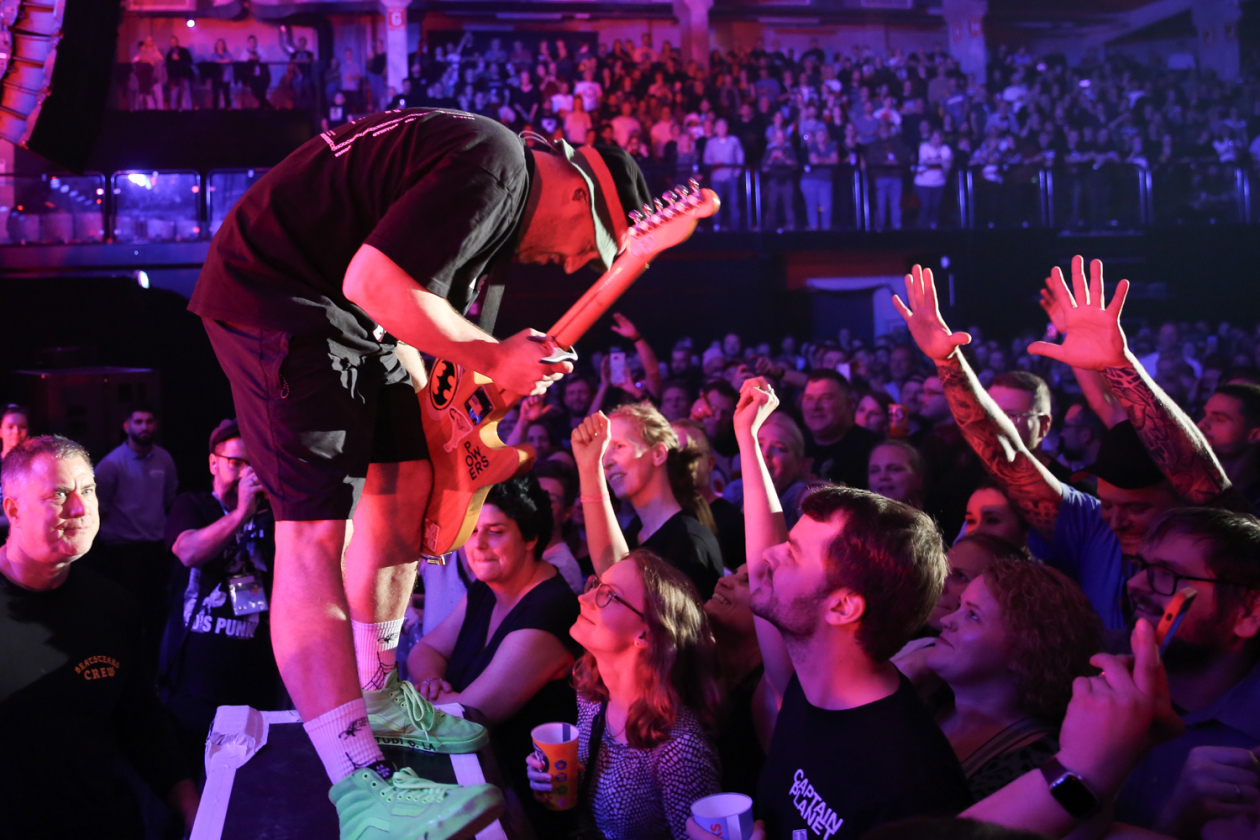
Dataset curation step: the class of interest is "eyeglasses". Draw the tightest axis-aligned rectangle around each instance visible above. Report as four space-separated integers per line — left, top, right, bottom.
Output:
584 576 645 619
1128 554 1252 596
1002 410 1042 421
212 451 250 470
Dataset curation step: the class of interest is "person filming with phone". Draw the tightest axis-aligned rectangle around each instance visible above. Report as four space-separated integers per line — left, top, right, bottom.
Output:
159 419 283 776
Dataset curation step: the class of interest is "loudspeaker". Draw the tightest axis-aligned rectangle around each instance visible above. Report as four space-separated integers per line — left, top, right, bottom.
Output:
0 0 122 172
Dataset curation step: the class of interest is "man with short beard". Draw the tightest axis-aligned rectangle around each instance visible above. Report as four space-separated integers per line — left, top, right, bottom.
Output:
0 436 197 838
84 405 178 667
732 378 970 840
1116 507 1260 835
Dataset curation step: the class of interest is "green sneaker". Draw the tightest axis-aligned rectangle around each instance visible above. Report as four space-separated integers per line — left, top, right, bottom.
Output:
330 766 504 840
366 671 490 754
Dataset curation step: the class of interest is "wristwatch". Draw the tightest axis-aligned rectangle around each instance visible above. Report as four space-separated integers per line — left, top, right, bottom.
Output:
1040 756 1101 820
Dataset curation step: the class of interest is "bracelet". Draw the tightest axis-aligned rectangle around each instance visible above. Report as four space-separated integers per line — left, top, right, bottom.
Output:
629 334 642 342
580 493 611 505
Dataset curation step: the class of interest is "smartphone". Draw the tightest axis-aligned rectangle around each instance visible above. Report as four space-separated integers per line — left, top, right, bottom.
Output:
609 348 626 387
1155 587 1198 655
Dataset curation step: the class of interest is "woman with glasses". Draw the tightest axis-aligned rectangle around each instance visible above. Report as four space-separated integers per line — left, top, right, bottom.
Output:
408 475 582 835
526 549 722 840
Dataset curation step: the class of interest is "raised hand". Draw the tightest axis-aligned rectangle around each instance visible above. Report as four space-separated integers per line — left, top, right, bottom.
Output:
733 377 779 440
570 411 611 473
1057 619 1183 796
610 312 641 341
892 265 972 362
1027 256 1132 371
520 394 556 425
1039 275 1068 336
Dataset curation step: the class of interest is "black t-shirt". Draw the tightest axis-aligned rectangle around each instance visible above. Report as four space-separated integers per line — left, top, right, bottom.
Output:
710 497 746 571
160 492 280 709
626 510 723 599
0 566 185 840
447 574 581 831
758 673 972 840
190 109 532 340
806 424 882 490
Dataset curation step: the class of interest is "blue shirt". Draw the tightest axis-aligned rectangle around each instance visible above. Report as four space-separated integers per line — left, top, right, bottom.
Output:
1116 661 1260 827
95 443 178 544
1028 484 1127 630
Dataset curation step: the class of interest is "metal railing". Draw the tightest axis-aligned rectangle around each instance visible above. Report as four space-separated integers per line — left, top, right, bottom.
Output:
0 161 1254 247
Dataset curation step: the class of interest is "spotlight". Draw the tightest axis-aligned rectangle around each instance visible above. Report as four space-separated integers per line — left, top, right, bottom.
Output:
186 19 195 27
136 270 150 289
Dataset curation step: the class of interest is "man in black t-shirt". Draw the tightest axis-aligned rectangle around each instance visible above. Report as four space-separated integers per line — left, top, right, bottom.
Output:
189 108 651 835
160 419 282 774
801 370 881 490
0 436 197 838
700 379 970 840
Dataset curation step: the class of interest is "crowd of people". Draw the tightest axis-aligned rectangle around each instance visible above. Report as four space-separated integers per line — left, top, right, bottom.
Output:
384 33 1260 229
125 26 1260 230
3 250 1259 840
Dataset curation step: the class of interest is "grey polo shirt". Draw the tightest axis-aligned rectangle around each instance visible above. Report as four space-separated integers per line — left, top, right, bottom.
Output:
95 442 178 544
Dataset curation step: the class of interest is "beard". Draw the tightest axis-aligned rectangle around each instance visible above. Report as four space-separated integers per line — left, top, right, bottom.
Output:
128 430 153 446
750 573 822 641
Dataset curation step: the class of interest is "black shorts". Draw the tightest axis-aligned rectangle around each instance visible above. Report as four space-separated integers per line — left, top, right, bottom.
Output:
203 319 429 522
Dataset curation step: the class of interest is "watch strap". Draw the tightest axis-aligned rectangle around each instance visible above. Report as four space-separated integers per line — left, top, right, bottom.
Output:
1040 756 1101 820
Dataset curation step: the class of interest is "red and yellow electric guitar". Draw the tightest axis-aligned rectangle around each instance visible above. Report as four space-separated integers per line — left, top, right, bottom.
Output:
419 182 720 560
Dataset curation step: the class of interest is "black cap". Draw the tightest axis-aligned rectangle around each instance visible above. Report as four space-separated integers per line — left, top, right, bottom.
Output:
1073 420 1167 490
209 419 240 454
556 140 653 270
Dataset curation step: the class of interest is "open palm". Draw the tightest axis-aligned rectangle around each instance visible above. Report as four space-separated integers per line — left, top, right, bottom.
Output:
892 265 971 362
1027 256 1131 371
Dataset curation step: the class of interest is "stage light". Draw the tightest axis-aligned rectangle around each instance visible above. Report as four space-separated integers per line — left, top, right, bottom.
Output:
940 256 951 268
186 19 195 28
127 173 152 189
136 270 150 289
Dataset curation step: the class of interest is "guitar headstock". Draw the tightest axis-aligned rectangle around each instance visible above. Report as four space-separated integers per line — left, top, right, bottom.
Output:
625 180 720 257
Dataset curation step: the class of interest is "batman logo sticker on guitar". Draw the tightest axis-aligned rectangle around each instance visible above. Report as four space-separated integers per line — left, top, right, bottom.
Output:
429 360 459 410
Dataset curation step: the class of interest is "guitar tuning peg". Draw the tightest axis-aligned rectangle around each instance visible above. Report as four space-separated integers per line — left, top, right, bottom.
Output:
675 184 689 196
654 199 664 212
689 178 700 192
642 203 653 217
629 210 643 223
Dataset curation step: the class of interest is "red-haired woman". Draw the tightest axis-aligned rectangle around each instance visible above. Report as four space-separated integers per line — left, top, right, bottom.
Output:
902 558 1104 799
526 550 723 840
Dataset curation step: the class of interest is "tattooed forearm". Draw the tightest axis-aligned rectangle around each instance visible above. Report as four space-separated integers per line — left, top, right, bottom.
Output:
1102 363 1229 504
937 353 1063 536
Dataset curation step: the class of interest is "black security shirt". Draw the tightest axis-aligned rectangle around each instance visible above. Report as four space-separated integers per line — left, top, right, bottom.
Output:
190 109 532 339
0 566 184 840
626 510 723 600
757 673 971 840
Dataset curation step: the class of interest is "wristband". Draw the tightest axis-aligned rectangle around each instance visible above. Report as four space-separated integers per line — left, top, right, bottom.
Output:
580 493 611 505
628 334 642 342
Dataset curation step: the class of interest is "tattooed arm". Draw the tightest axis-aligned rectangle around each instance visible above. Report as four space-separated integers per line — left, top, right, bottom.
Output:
1028 256 1230 505
936 353 1064 535
895 266 1063 537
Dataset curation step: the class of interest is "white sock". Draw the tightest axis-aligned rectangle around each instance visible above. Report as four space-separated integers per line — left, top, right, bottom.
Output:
353 618 405 691
302 698 387 784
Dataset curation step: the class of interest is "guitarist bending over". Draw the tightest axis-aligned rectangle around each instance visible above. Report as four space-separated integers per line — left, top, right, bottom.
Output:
189 109 650 839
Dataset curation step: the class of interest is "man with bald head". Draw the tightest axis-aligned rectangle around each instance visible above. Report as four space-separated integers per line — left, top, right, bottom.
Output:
0 436 196 838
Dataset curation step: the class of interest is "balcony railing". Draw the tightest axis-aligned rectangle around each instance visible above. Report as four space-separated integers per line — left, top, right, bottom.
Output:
0 161 1254 247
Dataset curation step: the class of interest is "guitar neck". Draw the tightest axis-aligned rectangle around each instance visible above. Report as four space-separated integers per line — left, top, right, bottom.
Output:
547 253 651 350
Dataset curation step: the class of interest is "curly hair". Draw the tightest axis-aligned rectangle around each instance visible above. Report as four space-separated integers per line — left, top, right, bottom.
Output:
571 550 722 749
982 559 1103 721
609 402 716 534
